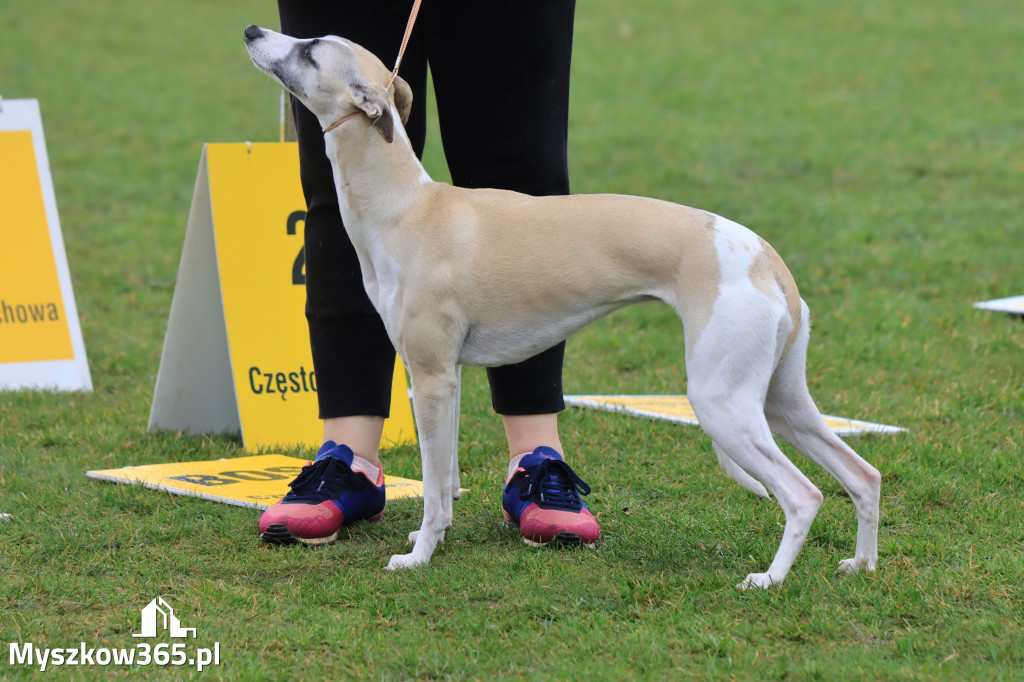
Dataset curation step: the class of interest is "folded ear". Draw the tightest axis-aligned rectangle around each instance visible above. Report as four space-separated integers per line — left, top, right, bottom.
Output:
349 79 394 143
392 74 413 127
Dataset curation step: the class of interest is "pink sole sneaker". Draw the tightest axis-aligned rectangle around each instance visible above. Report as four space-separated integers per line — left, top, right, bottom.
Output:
502 446 600 547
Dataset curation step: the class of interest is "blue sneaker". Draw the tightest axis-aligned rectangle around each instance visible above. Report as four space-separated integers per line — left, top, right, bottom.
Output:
259 441 385 545
502 447 600 547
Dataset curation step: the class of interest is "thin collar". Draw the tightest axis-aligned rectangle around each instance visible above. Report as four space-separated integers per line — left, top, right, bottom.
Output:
322 110 362 134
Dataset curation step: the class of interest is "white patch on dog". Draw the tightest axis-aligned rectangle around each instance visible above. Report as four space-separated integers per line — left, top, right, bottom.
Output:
388 102 431 185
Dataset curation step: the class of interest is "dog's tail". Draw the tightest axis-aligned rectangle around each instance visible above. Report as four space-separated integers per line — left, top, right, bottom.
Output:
714 443 770 498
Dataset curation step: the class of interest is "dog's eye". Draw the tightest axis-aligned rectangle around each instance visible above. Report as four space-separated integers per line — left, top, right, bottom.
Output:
302 40 319 61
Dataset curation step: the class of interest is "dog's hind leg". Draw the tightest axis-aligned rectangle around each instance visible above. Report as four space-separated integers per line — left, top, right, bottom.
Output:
696 401 824 589
764 303 881 576
386 366 460 570
687 305 823 589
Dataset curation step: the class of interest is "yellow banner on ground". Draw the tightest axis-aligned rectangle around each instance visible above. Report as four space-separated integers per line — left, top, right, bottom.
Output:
87 454 429 510
564 395 905 436
149 143 415 450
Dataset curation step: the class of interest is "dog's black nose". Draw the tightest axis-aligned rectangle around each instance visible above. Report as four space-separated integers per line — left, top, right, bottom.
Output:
244 25 263 42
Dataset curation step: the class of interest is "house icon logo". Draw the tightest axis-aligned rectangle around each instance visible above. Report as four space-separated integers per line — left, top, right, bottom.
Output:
132 597 197 638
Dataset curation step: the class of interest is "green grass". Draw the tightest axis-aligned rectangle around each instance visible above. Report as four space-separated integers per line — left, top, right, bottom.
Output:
2 0 1022 678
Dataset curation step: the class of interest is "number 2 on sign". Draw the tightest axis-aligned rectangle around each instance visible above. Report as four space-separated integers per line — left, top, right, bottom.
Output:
287 210 306 285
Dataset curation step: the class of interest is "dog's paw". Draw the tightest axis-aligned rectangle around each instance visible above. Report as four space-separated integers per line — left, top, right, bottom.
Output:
736 572 780 590
407 530 445 545
385 552 429 571
837 557 876 575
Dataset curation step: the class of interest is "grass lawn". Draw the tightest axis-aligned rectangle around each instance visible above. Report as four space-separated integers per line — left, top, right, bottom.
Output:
2 0 1022 679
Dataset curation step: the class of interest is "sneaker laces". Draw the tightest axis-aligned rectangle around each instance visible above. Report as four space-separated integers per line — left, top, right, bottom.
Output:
511 459 591 511
282 457 372 504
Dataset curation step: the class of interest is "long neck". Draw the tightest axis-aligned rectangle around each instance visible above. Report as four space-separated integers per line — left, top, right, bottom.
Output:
323 107 431 233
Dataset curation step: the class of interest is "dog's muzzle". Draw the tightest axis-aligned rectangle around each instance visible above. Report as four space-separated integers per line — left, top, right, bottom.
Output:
244 25 264 43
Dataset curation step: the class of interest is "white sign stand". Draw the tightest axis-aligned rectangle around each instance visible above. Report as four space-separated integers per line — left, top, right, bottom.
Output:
974 295 1024 317
148 151 238 435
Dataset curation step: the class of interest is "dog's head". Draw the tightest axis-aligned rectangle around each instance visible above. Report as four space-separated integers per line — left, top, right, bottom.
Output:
244 25 412 143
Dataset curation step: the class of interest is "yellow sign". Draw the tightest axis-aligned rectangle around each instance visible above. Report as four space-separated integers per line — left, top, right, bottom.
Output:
149 143 415 450
87 454 428 510
0 130 72 362
565 395 905 436
0 100 91 390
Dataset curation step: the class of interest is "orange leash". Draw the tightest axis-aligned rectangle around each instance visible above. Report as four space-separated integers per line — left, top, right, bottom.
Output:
324 0 423 134
387 0 423 92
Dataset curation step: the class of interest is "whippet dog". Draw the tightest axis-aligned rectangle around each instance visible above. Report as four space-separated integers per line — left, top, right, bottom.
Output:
244 26 881 588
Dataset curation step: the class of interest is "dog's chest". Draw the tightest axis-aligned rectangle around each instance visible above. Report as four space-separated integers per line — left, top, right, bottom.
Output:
346 226 404 333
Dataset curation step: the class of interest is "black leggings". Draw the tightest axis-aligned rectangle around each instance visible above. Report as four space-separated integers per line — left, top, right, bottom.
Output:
278 0 575 419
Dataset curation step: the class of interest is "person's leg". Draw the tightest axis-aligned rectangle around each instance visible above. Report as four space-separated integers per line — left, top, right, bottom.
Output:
260 2 430 544
278 0 430 467
427 1 598 545
426 0 576 455
502 414 563 461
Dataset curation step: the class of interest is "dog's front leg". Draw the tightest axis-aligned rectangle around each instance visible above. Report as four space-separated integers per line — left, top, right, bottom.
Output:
385 367 460 570
450 366 462 500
